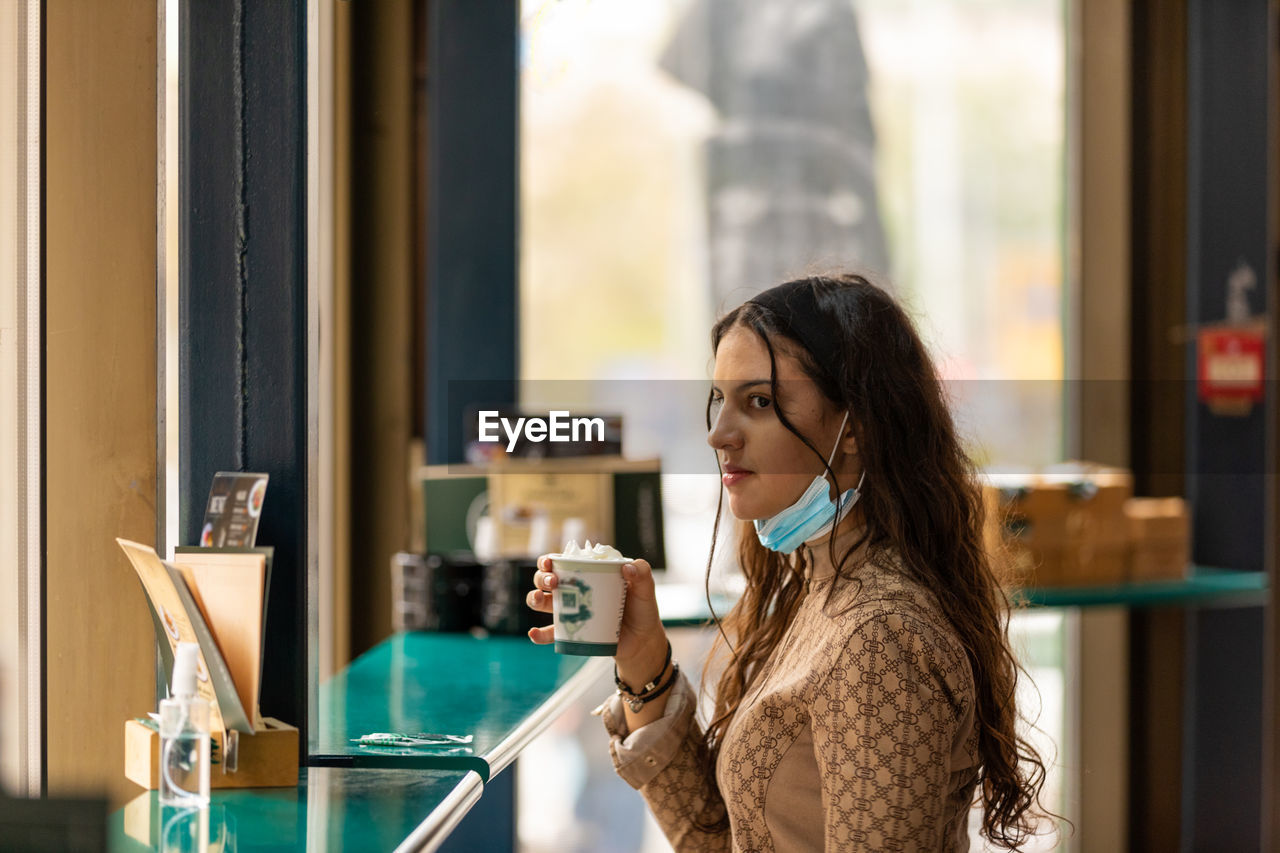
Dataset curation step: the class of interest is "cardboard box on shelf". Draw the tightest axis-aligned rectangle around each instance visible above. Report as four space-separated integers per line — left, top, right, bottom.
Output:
1063 543 1129 586
1058 465 1132 586
419 456 665 567
984 463 1135 588
983 480 1071 588
1126 497 1190 581
986 482 1072 546
488 462 613 555
992 539 1068 588
1051 462 1133 552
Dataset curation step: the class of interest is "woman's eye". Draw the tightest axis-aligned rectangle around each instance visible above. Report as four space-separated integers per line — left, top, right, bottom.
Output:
748 395 772 409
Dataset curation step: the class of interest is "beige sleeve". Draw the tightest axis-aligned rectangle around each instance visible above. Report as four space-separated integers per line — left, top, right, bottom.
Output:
810 610 969 851
592 670 731 852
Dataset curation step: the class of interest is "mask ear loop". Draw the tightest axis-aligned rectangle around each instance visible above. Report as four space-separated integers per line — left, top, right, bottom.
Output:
829 412 868 499
827 468 867 530
820 410 856 517
825 410 850 470
851 468 866 498
801 411 857 590
824 411 866 549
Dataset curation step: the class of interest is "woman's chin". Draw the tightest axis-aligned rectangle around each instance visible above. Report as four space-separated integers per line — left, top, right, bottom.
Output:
725 494 768 523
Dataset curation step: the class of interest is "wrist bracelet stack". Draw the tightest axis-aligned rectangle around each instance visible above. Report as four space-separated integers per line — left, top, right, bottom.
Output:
614 640 679 714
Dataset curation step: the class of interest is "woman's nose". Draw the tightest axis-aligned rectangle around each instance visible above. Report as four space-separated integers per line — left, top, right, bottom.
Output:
707 409 741 451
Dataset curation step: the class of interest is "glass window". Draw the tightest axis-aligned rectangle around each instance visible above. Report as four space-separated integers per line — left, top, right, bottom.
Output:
1 0 41 797
520 0 1064 465
0 0 21 795
520 1 1068 848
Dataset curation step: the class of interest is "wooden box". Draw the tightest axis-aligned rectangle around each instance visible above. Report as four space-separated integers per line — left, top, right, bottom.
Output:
1125 497 1190 581
987 482 1072 548
1059 467 1133 551
125 716 298 790
996 541 1067 588
1062 543 1129 586
984 482 1072 587
985 464 1135 588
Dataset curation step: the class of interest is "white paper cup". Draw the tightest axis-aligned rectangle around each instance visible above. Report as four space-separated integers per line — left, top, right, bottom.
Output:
549 554 630 656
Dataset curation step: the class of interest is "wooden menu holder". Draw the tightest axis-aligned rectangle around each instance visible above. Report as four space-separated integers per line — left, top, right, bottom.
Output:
117 539 298 790
124 717 298 790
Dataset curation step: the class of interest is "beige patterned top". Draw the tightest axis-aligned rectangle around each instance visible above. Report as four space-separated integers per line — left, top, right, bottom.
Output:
593 528 981 851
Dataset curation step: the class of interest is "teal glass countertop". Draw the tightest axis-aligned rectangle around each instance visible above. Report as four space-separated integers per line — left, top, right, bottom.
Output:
1011 564 1268 608
312 633 610 780
109 767 481 853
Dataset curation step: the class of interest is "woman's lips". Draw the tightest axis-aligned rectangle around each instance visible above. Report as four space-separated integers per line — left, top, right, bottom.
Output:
721 466 753 487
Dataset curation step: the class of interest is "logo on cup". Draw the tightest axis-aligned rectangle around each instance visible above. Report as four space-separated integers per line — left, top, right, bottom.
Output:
559 577 594 639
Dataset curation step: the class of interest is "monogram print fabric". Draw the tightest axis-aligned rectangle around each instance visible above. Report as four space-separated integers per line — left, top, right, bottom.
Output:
594 549 981 852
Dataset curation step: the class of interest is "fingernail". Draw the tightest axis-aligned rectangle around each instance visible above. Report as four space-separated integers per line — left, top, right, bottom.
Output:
623 563 636 578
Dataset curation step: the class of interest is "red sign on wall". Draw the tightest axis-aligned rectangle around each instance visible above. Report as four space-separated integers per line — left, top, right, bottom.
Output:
1197 324 1266 414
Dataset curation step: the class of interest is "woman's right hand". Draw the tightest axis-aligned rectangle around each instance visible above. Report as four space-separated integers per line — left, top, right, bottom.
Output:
526 555 670 688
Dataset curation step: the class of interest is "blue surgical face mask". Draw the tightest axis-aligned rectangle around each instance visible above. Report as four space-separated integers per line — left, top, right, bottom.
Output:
753 411 865 554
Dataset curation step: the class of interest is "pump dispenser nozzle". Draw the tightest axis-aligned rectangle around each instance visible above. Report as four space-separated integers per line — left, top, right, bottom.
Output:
171 642 199 699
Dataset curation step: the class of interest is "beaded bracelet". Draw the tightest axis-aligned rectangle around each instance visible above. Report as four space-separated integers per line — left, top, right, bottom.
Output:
614 639 671 697
619 662 679 714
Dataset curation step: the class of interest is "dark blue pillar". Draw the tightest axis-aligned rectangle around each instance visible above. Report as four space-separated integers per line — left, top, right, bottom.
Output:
179 0 309 754
1182 0 1272 848
423 6 521 851
425 0 520 465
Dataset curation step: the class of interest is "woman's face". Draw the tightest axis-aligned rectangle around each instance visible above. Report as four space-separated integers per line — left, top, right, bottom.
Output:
707 323 857 521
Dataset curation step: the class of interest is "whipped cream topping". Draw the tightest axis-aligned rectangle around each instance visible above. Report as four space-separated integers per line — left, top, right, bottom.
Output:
559 539 628 561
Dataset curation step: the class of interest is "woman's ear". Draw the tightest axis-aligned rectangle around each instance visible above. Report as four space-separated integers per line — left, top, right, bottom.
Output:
840 416 859 456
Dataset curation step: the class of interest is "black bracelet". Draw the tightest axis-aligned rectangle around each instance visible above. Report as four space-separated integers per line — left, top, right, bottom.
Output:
620 662 679 713
614 639 672 697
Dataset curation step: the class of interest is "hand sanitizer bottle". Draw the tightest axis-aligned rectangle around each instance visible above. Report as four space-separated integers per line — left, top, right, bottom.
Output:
159 642 211 806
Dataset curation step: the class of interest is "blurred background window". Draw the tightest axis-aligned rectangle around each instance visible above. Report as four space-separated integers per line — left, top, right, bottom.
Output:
519 1 1068 849
520 0 1064 465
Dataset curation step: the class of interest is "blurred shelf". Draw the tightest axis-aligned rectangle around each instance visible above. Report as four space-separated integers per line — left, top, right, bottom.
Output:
1012 564 1268 609
656 564 1268 625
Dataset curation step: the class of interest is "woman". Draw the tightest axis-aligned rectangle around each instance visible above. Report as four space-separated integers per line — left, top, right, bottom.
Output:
527 275 1060 851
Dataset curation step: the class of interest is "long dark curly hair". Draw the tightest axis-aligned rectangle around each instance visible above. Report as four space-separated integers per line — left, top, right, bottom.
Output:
689 274 1068 848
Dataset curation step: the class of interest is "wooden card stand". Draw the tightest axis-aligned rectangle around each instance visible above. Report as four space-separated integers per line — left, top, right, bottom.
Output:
125 716 298 790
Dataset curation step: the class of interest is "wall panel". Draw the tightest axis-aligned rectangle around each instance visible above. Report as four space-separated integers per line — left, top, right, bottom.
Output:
44 0 157 804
